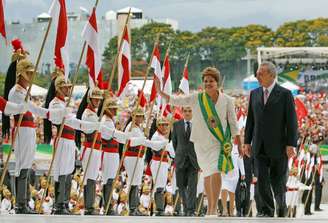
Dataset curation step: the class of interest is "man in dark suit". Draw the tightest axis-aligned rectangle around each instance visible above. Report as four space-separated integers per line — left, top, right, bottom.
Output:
244 61 298 217
172 106 200 216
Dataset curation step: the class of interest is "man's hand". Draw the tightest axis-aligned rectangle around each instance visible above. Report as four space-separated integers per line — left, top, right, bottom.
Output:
235 135 244 157
286 146 296 159
240 175 245 180
243 144 252 157
252 177 257 183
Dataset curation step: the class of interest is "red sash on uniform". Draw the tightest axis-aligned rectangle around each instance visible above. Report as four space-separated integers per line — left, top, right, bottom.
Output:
60 125 75 140
287 188 298 192
152 150 169 162
83 132 102 150
14 112 36 128
125 145 145 157
102 138 119 153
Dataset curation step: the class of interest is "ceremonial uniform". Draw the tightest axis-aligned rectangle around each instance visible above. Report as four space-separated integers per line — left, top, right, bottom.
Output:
101 102 129 215
147 131 173 215
123 121 146 215
81 105 102 214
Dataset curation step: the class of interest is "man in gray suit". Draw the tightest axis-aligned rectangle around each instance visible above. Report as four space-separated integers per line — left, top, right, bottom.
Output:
172 106 200 216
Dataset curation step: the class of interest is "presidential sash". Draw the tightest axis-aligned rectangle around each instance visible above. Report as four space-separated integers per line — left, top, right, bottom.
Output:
198 92 234 173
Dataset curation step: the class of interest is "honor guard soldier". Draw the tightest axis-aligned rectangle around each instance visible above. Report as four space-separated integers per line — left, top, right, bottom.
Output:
100 97 129 215
3 56 67 214
147 117 174 216
76 87 103 215
123 107 147 216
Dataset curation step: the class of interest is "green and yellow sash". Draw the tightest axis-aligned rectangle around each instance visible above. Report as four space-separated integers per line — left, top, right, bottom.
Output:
198 92 234 174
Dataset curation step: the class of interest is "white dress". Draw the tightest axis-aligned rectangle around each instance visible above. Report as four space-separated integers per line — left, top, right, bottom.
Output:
221 145 245 193
170 92 239 177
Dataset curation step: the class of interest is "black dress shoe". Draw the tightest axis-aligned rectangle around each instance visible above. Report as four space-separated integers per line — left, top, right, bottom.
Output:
54 208 71 215
256 213 265 217
315 208 323 212
304 212 312 215
84 209 99 215
16 206 37 214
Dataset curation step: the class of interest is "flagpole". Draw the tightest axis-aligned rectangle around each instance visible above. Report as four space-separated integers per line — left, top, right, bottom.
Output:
38 0 101 213
77 7 131 212
160 42 172 117
108 8 131 89
0 17 53 192
104 34 160 215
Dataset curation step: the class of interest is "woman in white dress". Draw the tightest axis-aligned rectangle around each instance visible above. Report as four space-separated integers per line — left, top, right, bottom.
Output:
156 67 243 216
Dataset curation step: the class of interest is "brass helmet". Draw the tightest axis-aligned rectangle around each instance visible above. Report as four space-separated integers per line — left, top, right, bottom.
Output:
51 67 65 80
157 116 170 127
119 191 128 202
290 166 298 176
104 97 119 110
132 107 145 117
16 58 34 82
55 74 72 92
142 184 151 193
88 87 103 100
3 188 11 198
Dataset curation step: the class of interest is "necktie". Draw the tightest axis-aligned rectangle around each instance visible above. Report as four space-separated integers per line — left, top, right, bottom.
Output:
264 89 269 105
186 121 191 140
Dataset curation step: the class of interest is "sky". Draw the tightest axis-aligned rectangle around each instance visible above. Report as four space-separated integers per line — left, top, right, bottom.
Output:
3 0 328 31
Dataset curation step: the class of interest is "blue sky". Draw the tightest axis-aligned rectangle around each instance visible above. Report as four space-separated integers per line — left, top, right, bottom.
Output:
4 0 328 31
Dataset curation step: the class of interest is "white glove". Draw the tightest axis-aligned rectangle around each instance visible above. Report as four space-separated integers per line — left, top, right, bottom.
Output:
113 130 128 144
81 121 101 132
3 101 28 115
144 139 168 151
49 108 67 122
130 136 146 147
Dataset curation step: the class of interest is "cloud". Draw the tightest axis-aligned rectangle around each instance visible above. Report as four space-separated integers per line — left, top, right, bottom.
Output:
3 0 328 31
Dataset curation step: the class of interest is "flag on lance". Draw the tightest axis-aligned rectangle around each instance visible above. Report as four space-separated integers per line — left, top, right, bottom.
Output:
149 44 161 103
117 26 131 97
82 7 102 88
179 54 190 94
161 51 172 115
0 0 6 41
49 0 70 80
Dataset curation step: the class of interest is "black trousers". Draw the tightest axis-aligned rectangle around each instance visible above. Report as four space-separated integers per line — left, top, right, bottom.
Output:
256 155 288 216
176 158 198 214
315 176 323 209
235 178 251 216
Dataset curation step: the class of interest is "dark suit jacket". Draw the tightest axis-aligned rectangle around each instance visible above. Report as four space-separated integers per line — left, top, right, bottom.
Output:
244 84 298 158
172 120 199 170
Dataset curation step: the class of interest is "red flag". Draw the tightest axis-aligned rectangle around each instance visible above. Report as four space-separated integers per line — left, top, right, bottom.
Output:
295 97 308 122
149 45 161 103
137 89 147 108
0 0 6 41
173 107 184 120
82 7 101 89
162 52 172 95
179 56 190 94
49 0 69 79
117 26 131 97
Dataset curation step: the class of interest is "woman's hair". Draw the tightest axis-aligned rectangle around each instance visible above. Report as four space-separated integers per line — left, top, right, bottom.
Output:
201 67 221 83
